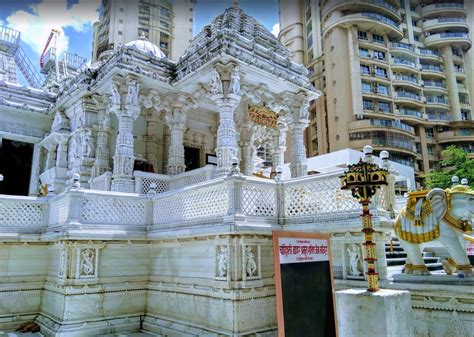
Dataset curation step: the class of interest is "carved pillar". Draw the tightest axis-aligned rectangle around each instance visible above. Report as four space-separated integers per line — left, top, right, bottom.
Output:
288 93 310 178
91 96 111 178
165 94 194 175
145 113 159 173
46 145 57 170
272 122 288 172
111 78 140 192
28 144 43 196
56 138 68 168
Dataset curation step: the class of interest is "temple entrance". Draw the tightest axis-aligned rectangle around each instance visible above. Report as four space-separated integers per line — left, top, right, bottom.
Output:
0 139 33 196
184 146 200 171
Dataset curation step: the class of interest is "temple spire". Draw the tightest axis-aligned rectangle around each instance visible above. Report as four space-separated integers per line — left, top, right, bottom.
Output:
232 0 239 8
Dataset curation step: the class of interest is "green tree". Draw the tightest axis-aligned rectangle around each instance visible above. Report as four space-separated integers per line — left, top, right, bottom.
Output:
424 146 474 189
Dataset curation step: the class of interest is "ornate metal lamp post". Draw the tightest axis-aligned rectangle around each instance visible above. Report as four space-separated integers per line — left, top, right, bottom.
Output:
340 145 388 292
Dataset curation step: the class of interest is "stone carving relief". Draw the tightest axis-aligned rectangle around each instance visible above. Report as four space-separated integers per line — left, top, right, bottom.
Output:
445 311 469 337
210 67 223 95
58 248 68 278
82 129 95 158
111 82 121 109
78 248 97 278
347 244 363 277
51 111 70 133
229 65 240 95
126 80 139 106
216 245 229 279
139 89 161 111
244 246 257 278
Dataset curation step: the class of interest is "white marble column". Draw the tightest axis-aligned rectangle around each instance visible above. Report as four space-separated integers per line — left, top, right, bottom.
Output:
111 78 140 193
288 94 310 178
91 96 111 178
28 144 43 196
272 122 288 172
165 105 187 176
145 113 159 173
209 65 242 176
46 145 57 170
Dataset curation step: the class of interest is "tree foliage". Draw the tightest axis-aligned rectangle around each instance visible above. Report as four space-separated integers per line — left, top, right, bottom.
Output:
424 146 474 189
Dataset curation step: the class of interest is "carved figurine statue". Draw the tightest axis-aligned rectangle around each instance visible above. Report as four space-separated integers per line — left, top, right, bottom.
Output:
82 130 94 158
230 65 240 95
217 246 228 278
347 245 363 277
111 83 121 107
395 185 474 276
245 246 257 277
80 249 95 276
127 80 139 106
210 68 223 95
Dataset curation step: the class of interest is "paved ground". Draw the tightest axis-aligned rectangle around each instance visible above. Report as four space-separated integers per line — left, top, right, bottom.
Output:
0 331 159 337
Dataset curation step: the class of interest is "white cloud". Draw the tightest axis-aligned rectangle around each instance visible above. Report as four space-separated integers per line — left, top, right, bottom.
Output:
271 23 280 37
6 0 100 57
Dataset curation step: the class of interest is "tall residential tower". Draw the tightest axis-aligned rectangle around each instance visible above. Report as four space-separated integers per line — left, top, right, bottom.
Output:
92 0 195 62
279 0 473 187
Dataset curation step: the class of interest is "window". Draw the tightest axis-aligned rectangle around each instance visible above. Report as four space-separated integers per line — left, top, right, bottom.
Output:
160 7 170 17
189 18 193 22
427 145 434 155
358 31 368 40
452 47 461 56
372 34 384 44
378 101 390 113
119 7 124 12
377 84 389 96
118 30 123 35
373 51 385 60
306 21 312 35
160 21 169 29
425 127 434 138
359 48 369 57
360 64 370 75
363 99 373 110
413 34 419 42
416 143 421 154
375 67 387 78
119 19 123 24
307 34 313 48
362 82 371 93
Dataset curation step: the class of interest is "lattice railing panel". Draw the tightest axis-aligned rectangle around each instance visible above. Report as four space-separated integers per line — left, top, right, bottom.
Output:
242 183 277 217
284 176 360 218
0 197 45 227
154 182 228 225
141 177 169 194
49 195 69 226
81 195 147 225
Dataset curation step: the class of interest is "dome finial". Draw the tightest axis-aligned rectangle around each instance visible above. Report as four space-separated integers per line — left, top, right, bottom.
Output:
232 0 239 8
139 32 147 40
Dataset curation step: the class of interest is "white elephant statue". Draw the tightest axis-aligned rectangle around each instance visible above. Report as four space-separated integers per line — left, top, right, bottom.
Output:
394 184 473 276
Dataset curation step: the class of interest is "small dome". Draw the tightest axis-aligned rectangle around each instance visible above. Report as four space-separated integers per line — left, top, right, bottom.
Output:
125 33 166 59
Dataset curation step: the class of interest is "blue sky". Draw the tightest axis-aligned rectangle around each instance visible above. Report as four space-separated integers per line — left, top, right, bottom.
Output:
0 0 279 85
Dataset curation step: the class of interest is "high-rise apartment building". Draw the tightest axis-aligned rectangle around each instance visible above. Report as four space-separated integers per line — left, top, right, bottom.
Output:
279 0 474 187
92 0 195 62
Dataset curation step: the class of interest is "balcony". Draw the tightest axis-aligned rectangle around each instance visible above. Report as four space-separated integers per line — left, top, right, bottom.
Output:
349 137 416 156
436 130 474 143
423 80 447 93
421 3 466 17
425 95 450 108
391 58 418 71
322 0 401 22
393 75 421 89
323 12 403 40
418 48 442 61
390 42 417 56
422 17 469 32
420 64 446 78
426 112 450 123
349 119 414 135
424 33 471 51
395 108 424 121
394 91 423 107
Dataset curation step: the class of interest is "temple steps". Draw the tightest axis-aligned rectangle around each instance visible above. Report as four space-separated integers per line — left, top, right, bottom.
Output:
385 237 444 272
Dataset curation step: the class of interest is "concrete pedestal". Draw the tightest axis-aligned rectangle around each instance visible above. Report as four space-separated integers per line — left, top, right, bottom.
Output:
336 289 414 337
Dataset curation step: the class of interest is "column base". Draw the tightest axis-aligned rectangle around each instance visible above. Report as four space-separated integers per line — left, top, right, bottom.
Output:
336 289 414 337
111 177 135 193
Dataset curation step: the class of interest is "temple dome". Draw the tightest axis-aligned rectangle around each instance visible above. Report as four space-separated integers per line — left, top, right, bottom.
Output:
125 34 166 59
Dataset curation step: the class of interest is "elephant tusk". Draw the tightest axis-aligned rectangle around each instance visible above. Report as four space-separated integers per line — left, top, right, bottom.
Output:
463 234 474 242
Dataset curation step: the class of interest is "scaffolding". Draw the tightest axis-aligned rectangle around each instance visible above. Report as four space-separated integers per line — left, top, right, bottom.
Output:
0 25 43 88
